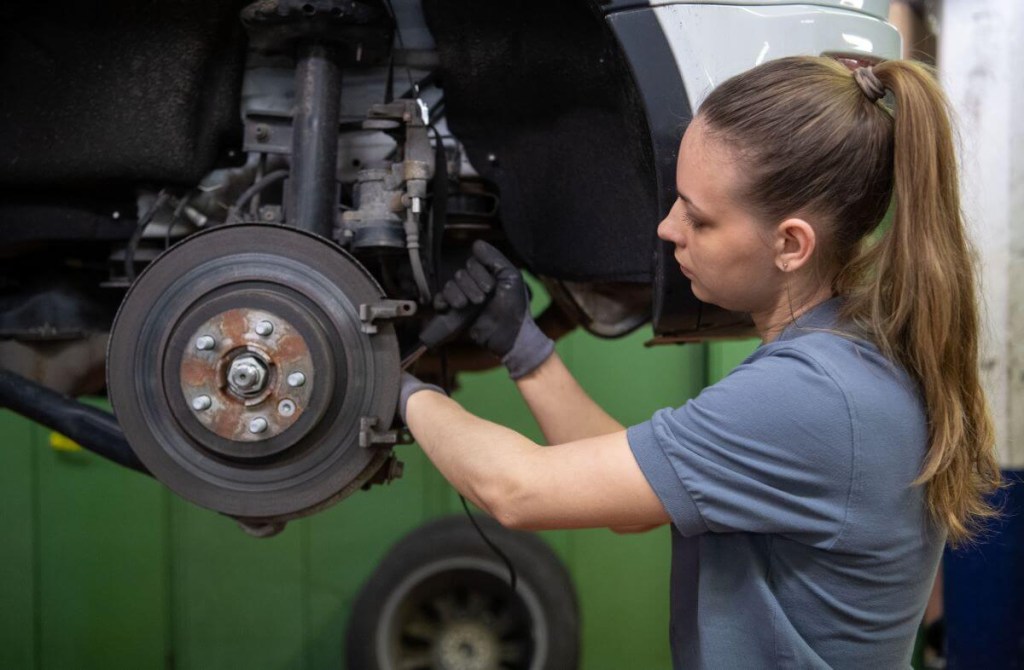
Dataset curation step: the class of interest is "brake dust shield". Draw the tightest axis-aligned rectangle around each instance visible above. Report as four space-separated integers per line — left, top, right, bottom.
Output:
107 224 403 526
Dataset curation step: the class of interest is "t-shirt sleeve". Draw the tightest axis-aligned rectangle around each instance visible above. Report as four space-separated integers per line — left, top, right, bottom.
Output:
627 346 855 547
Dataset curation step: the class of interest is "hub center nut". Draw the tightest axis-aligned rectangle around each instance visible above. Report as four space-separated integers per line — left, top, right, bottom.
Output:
227 354 269 396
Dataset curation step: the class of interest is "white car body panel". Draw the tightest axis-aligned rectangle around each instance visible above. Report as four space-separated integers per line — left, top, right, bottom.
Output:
652 3 901 111
647 0 892 21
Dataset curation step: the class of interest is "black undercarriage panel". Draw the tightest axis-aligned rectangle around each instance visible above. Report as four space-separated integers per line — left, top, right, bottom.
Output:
422 0 660 283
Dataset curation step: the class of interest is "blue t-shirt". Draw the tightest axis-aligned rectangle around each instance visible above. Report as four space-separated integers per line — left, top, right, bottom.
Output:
627 299 944 669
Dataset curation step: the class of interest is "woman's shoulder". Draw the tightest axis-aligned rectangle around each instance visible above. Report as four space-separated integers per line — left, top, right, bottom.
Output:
715 328 919 432
765 326 915 394
741 327 926 451
716 337 853 421
736 329 862 387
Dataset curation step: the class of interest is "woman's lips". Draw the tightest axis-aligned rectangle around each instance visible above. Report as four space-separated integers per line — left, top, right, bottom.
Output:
674 252 693 278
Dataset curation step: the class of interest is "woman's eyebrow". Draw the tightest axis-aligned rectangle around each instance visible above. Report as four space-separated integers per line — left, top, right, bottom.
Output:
677 190 708 217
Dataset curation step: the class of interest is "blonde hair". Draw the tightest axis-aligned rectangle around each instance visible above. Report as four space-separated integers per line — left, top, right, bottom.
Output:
699 56 999 546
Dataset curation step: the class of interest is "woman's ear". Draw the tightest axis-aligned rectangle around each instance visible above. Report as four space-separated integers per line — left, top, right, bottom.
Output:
774 218 816 272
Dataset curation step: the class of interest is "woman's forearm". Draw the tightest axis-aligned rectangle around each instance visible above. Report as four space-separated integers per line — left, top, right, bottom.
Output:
405 386 668 531
515 352 624 444
405 388 541 521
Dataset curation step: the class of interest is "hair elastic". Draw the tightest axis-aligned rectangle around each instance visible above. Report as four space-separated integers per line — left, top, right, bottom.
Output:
853 66 886 102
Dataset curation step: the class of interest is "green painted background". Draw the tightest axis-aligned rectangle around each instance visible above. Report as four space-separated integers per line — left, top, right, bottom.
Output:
0 326 758 669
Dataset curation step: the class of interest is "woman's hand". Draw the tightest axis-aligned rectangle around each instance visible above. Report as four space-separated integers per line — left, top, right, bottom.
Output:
398 372 445 423
434 241 555 379
425 241 624 445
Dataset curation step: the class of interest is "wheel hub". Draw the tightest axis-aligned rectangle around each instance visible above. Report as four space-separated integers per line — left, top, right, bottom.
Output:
180 308 316 444
107 224 403 524
437 620 500 670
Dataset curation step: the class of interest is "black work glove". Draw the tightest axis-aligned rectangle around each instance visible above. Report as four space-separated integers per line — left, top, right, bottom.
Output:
418 250 496 350
435 240 554 379
398 372 446 424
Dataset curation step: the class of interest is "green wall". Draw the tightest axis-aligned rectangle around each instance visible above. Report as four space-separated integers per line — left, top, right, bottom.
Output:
0 328 759 670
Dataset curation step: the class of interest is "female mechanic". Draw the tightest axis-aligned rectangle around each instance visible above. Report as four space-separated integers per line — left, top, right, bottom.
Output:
398 56 1001 668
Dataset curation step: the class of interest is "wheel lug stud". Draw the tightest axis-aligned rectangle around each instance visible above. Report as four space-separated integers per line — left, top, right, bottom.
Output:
249 417 269 434
191 395 212 411
278 399 296 417
255 320 274 336
195 335 216 351
287 372 306 388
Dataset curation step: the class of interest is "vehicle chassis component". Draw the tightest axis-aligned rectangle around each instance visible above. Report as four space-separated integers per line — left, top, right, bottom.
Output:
107 224 404 523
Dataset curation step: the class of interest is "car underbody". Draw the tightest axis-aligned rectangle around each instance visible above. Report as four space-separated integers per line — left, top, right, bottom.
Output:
0 0 898 533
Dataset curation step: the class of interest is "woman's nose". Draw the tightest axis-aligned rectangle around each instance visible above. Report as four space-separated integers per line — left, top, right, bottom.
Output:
657 211 684 246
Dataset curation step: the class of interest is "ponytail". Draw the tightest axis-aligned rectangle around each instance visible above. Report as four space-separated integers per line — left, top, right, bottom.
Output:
837 60 1000 545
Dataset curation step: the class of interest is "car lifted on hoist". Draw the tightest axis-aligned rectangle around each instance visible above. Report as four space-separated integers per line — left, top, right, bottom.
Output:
0 0 897 534
0 2 898 667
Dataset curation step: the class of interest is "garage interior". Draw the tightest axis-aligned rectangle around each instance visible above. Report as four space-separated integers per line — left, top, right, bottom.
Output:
1 1 1023 668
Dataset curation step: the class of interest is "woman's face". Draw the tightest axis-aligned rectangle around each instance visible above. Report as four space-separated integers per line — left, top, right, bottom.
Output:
657 118 783 315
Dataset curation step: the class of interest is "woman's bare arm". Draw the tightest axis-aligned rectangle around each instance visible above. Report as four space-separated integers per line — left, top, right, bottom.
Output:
514 351 624 445
405 388 669 531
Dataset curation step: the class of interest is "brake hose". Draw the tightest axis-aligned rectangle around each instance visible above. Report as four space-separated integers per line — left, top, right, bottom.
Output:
404 208 432 303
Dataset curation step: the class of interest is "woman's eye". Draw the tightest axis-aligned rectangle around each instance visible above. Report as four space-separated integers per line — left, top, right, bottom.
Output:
682 212 705 230
674 198 707 230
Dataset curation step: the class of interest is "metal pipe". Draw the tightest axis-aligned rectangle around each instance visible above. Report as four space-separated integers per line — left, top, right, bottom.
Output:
290 42 342 237
228 169 289 223
0 370 149 475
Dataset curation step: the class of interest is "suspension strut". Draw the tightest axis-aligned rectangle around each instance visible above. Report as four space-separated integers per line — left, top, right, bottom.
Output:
241 0 395 235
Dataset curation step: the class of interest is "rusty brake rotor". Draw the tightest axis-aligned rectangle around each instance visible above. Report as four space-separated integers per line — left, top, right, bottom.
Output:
107 224 409 525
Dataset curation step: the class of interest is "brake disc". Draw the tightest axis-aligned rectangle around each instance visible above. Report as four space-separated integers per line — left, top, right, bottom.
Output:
107 224 407 524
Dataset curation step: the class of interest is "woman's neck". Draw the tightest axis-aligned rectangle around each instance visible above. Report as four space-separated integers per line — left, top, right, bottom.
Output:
753 283 835 343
